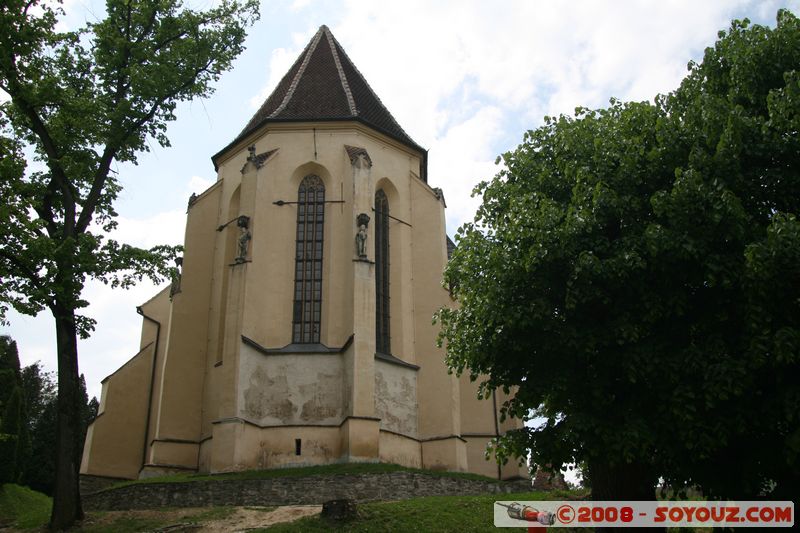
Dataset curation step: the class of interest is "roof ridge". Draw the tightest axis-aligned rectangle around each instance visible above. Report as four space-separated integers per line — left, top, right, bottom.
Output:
323 27 357 116
325 29 416 143
269 26 325 119
214 24 426 170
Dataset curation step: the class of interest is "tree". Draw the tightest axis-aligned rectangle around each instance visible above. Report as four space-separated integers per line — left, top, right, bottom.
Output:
438 10 800 502
20 362 57 435
0 388 25 484
17 363 96 496
0 336 31 486
20 362 58 495
0 0 259 528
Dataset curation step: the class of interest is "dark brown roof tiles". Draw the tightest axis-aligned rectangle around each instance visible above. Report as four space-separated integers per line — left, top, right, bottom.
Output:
214 25 424 167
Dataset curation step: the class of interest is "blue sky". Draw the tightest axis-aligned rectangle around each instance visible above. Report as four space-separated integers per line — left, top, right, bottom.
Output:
4 0 799 400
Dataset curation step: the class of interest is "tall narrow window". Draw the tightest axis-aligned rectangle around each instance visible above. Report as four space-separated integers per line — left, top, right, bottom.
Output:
375 189 390 354
292 175 325 343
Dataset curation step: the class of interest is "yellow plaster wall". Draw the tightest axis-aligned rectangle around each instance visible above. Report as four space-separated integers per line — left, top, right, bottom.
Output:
80 343 154 479
421 437 468 472
410 178 462 448
236 423 342 470
139 288 171 465
149 183 221 466
379 430 422 468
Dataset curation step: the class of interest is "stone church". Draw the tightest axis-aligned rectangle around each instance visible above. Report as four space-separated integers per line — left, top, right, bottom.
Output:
80 25 525 481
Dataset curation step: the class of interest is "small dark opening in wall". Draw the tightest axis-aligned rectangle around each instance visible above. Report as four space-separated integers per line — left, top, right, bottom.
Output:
295 438 302 456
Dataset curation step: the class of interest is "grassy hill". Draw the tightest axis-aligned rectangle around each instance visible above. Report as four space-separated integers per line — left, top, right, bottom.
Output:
1 465 577 531
0 483 567 532
0 483 52 530
102 462 505 490
262 491 553 532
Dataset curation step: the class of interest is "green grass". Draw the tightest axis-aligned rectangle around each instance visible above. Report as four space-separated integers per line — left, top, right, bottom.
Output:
106 462 503 490
0 483 52 530
258 491 553 533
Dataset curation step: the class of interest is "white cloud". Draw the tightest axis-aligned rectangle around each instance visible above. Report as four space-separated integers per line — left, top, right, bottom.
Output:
428 106 505 233
187 175 215 196
290 0 311 11
112 210 186 249
248 28 317 109
248 47 295 108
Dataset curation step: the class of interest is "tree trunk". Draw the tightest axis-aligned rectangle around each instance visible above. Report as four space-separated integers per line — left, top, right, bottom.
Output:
590 460 656 500
589 460 661 533
48 302 84 531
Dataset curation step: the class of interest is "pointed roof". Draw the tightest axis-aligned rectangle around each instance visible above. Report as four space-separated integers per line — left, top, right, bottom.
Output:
213 25 425 167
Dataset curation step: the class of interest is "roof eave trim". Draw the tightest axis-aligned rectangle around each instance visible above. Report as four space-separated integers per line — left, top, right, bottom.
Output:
211 116 426 171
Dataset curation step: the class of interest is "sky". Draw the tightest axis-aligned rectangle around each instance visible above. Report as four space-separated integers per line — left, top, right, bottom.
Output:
3 0 799 402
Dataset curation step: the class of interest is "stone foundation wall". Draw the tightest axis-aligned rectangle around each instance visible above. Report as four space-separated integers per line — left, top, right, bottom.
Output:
84 472 533 511
80 474 129 495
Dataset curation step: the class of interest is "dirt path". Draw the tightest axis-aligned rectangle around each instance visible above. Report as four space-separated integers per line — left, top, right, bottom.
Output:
197 505 321 532
71 505 322 532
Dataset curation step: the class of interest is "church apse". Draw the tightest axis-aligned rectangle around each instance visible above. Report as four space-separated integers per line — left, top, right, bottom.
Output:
80 24 527 481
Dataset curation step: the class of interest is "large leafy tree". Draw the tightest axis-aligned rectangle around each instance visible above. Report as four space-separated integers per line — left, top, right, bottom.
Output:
0 0 259 528
438 10 800 501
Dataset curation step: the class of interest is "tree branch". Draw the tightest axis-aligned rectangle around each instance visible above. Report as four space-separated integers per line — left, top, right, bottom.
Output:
0 248 48 294
76 59 215 234
2 68 77 238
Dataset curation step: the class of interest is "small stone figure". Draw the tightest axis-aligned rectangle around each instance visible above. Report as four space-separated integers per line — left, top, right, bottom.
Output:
187 193 198 210
356 225 367 258
235 215 251 263
355 213 370 259
169 256 183 299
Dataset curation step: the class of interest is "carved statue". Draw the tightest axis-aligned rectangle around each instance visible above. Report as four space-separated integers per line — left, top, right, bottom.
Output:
169 256 183 299
356 225 367 258
355 213 370 259
235 215 251 263
236 228 251 263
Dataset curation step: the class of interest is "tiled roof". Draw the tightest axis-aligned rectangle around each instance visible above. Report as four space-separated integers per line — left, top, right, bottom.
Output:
213 25 425 167
446 235 456 260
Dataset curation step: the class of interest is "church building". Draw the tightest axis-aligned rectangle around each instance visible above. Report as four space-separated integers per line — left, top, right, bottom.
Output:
80 25 525 481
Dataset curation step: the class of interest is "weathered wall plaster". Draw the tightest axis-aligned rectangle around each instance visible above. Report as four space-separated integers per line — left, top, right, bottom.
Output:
238 344 345 426
374 360 417 437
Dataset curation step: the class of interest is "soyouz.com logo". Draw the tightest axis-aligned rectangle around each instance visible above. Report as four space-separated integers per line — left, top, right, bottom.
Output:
493 501 794 528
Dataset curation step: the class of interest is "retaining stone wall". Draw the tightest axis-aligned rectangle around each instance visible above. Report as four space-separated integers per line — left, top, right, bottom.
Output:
80 474 128 495
84 472 533 511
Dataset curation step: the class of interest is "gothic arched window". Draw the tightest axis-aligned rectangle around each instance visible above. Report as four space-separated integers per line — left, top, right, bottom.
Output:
375 189 390 354
292 175 325 343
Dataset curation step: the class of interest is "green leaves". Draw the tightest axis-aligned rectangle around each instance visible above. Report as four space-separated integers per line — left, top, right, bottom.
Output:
0 0 258 328
439 9 800 499
1 3 258 524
